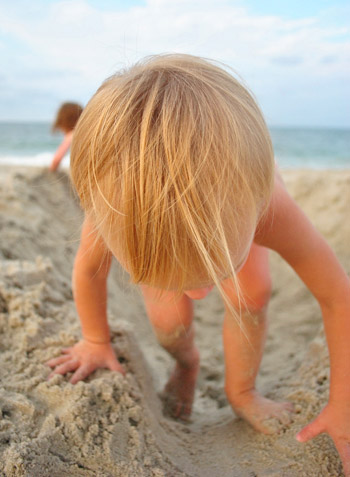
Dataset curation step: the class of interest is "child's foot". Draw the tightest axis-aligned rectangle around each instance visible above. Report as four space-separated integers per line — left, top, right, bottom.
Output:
229 389 295 434
161 348 200 421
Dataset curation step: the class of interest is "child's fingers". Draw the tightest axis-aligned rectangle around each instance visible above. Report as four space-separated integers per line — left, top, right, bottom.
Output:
296 416 325 442
61 348 73 354
335 440 350 477
70 365 92 384
108 359 126 376
46 354 71 368
49 359 79 378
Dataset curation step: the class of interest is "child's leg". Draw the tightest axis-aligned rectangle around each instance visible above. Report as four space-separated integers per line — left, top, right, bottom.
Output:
222 243 294 434
140 285 199 420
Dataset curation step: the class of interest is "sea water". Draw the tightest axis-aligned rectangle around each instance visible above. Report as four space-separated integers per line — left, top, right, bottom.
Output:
0 122 349 169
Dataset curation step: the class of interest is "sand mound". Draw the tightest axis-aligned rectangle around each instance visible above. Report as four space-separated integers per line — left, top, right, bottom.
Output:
0 167 349 476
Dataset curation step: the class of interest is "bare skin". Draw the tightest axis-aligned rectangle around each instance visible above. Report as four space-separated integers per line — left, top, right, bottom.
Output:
161 339 200 420
46 340 124 383
223 307 294 434
221 243 294 434
46 218 125 382
46 172 350 475
140 286 200 420
143 244 295 430
49 130 73 171
257 174 350 474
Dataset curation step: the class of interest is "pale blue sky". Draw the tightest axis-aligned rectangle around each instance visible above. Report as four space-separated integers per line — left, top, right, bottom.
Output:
0 0 349 127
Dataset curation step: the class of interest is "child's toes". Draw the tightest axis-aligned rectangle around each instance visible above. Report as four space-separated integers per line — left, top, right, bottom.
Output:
259 410 294 434
176 402 192 422
284 402 295 413
160 390 177 417
260 417 282 434
278 409 294 426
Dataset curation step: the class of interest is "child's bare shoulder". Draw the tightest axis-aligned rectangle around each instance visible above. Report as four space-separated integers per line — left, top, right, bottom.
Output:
76 216 111 270
255 174 291 239
254 172 314 256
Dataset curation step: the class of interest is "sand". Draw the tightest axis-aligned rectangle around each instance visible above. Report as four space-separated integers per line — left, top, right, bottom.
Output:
0 166 349 477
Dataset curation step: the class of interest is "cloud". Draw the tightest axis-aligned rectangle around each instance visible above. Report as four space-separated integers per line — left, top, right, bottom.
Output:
1 1 347 72
271 56 304 66
0 0 349 125
320 55 338 65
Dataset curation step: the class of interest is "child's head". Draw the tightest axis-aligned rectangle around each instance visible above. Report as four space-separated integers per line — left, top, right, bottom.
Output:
52 102 83 133
71 54 274 293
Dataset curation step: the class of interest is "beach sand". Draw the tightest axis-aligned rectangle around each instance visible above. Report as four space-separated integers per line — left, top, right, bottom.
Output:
0 166 349 476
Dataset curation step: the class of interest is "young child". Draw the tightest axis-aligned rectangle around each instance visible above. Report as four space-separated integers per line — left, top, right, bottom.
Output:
46 55 350 475
49 102 83 171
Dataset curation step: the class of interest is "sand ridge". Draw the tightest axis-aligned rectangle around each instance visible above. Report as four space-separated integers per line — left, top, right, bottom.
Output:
0 167 349 476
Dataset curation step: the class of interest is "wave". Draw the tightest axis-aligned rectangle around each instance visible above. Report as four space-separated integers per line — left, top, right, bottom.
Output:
0 152 70 167
0 151 348 170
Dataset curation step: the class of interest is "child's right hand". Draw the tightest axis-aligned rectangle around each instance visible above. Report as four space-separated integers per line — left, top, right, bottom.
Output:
46 339 125 384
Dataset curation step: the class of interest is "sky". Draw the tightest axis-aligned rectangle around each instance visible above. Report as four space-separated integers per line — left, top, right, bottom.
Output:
0 0 349 127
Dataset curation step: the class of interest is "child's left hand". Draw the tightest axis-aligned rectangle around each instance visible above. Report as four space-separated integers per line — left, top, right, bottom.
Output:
296 403 350 476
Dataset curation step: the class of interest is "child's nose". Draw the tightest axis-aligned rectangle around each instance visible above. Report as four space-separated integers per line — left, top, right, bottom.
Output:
184 285 214 300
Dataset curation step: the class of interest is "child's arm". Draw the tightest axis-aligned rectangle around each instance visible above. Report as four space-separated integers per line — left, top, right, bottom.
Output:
46 216 125 383
256 175 350 475
49 131 73 171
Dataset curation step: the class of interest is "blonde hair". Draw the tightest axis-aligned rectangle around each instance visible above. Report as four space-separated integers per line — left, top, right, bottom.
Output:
71 54 274 297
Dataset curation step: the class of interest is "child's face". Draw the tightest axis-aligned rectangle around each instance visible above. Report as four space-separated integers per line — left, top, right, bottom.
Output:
182 237 252 300
107 225 254 299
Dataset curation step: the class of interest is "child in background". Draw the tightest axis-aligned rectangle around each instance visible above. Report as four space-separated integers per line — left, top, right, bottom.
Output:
49 102 83 171
46 55 350 475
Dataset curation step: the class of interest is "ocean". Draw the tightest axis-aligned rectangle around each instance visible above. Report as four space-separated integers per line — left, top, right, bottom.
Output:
0 122 349 169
